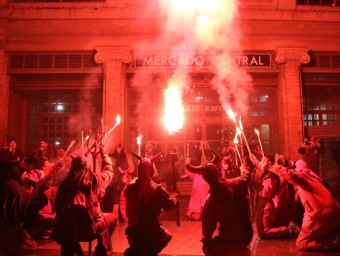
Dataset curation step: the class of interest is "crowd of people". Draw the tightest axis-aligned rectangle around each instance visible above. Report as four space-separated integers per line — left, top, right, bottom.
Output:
0 134 340 256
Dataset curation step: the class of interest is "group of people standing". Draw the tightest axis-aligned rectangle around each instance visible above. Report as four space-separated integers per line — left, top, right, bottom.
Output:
0 134 340 256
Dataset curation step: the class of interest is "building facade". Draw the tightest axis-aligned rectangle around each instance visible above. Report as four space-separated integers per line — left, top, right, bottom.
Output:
0 0 339 181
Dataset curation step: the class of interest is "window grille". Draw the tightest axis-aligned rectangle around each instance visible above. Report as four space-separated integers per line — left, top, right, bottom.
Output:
249 89 275 116
302 86 340 126
305 53 340 69
296 0 337 6
8 52 98 72
28 89 102 150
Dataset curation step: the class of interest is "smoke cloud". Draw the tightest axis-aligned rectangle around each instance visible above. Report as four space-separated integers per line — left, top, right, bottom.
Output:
132 0 253 136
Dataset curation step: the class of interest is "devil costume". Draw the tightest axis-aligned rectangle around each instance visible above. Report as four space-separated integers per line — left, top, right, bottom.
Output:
255 170 299 239
52 155 116 256
124 151 179 256
272 160 340 251
185 153 253 255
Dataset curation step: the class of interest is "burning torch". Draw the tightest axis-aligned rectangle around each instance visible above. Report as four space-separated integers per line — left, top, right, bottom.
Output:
234 127 243 165
163 80 184 227
107 114 121 137
137 136 142 156
254 128 265 158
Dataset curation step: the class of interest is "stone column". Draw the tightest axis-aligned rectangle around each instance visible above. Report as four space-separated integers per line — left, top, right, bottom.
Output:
0 50 9 139
94 47 133 152
274 48 310 160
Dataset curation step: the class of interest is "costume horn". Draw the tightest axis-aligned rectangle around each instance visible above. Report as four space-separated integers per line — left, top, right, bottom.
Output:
209 149 217 164
185 163 203 174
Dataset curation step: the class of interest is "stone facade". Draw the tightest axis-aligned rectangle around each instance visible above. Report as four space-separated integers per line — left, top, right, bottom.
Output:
0 0 339 171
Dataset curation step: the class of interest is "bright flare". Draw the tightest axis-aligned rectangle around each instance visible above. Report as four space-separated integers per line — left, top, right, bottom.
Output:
116 114 121 126
233 131 242 165
107 114 121 135
163 82 184 135
238 116 243 130
255 128 265 157
226 109 236 123
137 136 142 155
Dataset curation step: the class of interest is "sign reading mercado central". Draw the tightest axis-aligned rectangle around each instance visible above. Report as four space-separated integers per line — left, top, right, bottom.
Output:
133 53 271 68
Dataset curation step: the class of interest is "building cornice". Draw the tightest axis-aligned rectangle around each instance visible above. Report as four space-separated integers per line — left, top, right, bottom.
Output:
1 4 340 22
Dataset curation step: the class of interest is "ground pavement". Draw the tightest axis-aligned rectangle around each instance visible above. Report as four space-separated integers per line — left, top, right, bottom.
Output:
31 185 340 256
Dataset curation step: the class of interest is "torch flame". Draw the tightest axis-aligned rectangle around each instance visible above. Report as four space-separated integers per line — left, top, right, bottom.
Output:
82 135 90 146
234 127 241 144
226 109 236 123
107 114 121 136
137 135 142 155
238 117 243 130
236 127 241 135
116 114 121 126
163 82 184 135
233 133 239 144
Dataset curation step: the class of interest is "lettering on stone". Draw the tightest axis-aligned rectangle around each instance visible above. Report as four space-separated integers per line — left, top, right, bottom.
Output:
134 53 271 68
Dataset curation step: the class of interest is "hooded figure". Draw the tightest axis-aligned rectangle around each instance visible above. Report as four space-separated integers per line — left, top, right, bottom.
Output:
52 155 116 256
101 145 133 221
124 150 179 256
185 151 253 256
271 160 340 252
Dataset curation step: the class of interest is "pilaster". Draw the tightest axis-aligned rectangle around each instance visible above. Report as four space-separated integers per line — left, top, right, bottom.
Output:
274 48 310 160
94 47 133 151
0 50 9 141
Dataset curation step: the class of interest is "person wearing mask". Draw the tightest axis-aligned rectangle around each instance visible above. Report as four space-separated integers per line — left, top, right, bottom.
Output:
271 159 340 252
52 153 116 256
101 143 133 222
250 154 301 240
185 152 253 255
124 151 179 256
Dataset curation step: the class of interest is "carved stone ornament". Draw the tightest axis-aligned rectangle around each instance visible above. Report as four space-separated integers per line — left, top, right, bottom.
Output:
274 48 311 66
94 47 133 65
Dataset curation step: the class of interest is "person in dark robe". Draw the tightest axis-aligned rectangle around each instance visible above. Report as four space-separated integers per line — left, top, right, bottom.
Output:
185 151 253 256
52 154 116 256
123 151 179 256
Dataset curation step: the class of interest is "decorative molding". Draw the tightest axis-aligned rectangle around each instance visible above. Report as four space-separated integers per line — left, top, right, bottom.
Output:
94 47 133 65
7 2 124 9
6 31 340 41
8 31 153 38
274 48 310 66
242 32 340 39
